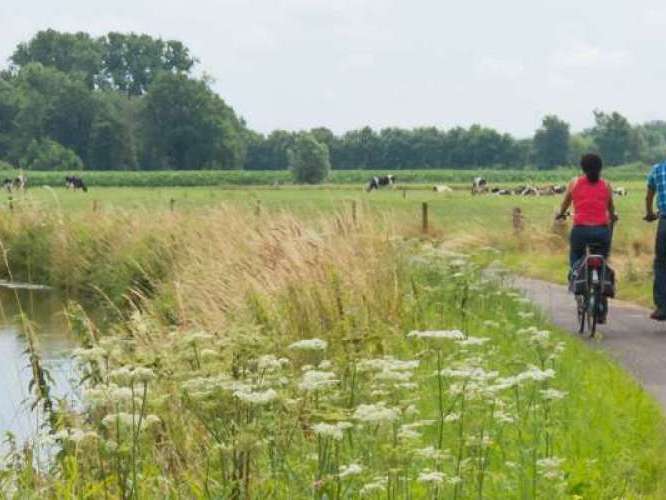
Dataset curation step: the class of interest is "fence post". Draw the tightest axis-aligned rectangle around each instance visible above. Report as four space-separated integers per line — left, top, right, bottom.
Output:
255 199 262 216
402 189 407 199
170 198 175 212
8 196 13 212
422 202 429 233
352 200 357 225
512 207 524 234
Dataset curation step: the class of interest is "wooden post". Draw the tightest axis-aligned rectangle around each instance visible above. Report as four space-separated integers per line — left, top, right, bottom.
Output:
351 200 357 225
8 196 13 212
170 198 175 212
512 207 524 234
422 202 429 233
402 189 407 199
255 199 261 216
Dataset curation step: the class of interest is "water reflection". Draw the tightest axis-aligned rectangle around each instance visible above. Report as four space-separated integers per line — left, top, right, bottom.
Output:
0 288 78 449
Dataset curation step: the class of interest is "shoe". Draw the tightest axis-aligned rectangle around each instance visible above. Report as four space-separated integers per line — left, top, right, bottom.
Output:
597 315 607 325
650 310 666 321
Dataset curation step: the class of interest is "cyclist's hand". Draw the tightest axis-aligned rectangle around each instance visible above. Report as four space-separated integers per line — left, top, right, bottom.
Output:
644 212 659 222
555 213 567 221
611 213 619 223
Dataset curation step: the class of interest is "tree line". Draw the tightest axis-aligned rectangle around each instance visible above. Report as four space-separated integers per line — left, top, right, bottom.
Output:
1 30 666 174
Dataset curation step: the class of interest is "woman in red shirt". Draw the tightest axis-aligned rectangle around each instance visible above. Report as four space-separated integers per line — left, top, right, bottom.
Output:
556 154 616 269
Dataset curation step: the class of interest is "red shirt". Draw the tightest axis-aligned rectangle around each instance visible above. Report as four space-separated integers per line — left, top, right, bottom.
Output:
571 176 610 226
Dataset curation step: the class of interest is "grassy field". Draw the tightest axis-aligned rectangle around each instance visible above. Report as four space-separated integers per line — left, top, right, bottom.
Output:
0 163 651 188
2 181 656 309
2 206 666 498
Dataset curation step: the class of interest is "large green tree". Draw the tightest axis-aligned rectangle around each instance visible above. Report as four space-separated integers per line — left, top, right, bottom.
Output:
592 111 636 166
533 115 570 169
139 72 245 170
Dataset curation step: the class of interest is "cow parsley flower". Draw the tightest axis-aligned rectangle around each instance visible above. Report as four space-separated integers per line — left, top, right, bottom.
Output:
289 338 328 351
298 370 338 391
418 470 445 484
234 388 278 405
353 403 399 423
339 463 363 478
312 422 352 440
407 330 465 341
257 355 290 372
360 477 387 495
540 389 567 400
456 337 490 347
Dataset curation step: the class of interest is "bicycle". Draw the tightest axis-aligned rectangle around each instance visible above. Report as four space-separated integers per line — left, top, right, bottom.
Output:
557 213 616 337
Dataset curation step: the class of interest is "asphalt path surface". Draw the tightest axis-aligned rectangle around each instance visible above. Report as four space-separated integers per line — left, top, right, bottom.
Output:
515 277 666 408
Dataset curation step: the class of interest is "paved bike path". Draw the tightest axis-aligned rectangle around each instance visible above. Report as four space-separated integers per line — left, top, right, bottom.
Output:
514 277 666 409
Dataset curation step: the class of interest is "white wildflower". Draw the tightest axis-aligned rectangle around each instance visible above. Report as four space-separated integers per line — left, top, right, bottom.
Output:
447 476 463 485
418 470 445 484
339 463 363 478
234 388 278 405
360 477 387 495
444 413 460 423
456 337 490 347
288 338 328 351
318 360 333 370
415 446 448 461
537 457 565 480
517 365 556 383
353 403 400 424
397 425 420 440
540 389 567 401
298 370 338 391
357 357 419 373
408 329 465 341
257 355 290 372
517 311 535 320
312 421 352 441
482 320 500 329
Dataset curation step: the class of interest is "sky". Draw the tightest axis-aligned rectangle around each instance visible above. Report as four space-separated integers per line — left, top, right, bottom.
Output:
0 0 664 138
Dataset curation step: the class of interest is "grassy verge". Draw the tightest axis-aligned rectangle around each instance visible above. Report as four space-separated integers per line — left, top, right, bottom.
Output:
2 210 665 498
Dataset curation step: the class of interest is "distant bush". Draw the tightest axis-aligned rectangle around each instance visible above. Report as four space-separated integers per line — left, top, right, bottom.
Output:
288 133 330 184
0 160 15 171
21 139 84 171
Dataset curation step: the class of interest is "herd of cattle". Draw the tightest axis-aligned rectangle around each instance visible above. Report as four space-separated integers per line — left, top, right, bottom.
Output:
365 175 628 197
1 175 88 193
471 176 627 197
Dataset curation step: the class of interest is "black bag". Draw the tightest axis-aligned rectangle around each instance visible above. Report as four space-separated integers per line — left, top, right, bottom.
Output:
568 260 616 298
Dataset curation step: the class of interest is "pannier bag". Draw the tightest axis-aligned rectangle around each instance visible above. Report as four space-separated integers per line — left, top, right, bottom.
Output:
569 260 616 298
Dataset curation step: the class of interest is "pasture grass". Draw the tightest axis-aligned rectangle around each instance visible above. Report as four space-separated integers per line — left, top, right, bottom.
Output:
0 208 665 497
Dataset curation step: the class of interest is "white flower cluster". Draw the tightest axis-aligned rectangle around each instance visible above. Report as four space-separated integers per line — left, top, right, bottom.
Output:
101 412 160 429
353 403 400 424
417 470 445 484
53 428 99 444
312 421 353 441
339 463 363 478
407 330 466 341
288 338 328 351
298 370 338 391
108 366 155 385
234 388 278 405
537 456 565 480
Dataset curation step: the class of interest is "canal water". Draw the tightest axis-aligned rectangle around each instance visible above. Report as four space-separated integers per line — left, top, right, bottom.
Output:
0 288 78 450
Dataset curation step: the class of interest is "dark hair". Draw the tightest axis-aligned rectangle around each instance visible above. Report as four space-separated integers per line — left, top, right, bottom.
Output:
580 153 603 183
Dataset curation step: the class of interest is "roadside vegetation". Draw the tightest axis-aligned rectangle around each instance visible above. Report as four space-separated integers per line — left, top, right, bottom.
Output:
0 207 665 498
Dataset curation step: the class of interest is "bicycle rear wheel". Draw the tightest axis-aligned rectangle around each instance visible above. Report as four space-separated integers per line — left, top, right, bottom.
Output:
577 295 586 334
589 289 600 338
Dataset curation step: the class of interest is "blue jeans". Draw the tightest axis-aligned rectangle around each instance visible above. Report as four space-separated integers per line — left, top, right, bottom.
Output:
570 225 611 269
654 218 666 311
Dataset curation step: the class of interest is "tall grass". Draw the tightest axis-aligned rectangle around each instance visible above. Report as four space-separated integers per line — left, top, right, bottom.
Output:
0 207 665 498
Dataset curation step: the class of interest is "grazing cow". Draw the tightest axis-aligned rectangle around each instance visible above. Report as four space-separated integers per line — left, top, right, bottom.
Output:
471 177 488 195
366 175 396 192
65 176 88 192
552 184 566 194
3 175 27 193
433 185 453 193
613 187 628 196
519 186 540 196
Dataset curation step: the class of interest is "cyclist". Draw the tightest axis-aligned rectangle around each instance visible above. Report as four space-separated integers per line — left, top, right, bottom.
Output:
645 161 666 320
556 154 617 322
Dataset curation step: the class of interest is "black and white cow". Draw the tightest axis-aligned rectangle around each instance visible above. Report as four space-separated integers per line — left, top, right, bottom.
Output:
613 187 628 196
366 175 396 192
65 176 88 192
3 175 26 193
471 177 488 195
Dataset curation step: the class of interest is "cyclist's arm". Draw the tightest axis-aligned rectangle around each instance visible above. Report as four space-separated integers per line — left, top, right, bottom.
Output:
557 181 573 218
646 186 657 218
607 182 617 221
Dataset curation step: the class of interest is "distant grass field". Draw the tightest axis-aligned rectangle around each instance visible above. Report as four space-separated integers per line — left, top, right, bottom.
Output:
0 163 652 187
